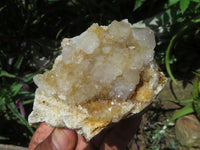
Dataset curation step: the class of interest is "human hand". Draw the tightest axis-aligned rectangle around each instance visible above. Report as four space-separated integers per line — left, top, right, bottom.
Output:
29 115 141 150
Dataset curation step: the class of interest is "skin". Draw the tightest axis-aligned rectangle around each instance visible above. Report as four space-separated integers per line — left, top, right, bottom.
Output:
29 115 142 150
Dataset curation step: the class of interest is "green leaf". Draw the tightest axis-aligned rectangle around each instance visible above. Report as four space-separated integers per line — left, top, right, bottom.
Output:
165 16 200 84
133 0 146 11
195 2 200 10
180 0 190 13
165 34 178 84
56 28 64 39
169 103 194 123
169 0 180 6
162 97 193 104
0 5 7 12
22 61 52 83
163 97 193 104
193 76 200 119
10 83 23 96
162 99 180 103
6 99 34 134
18 91 34 98
180 97 193 103
193 71 200 77
191 0 200 2
0 70 16 78
22 99 34 105
14 55 24 70
22 73 37 83
0 136 9 140
0 97 6 111
193 76 199 99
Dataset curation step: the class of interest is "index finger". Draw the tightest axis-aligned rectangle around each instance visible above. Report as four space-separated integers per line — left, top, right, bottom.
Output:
29 122 54 150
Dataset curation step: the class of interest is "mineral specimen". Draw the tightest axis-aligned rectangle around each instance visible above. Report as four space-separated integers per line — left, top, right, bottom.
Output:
28 20 167 140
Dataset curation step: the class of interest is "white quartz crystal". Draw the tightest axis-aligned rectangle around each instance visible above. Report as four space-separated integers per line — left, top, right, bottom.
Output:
28 20 167 140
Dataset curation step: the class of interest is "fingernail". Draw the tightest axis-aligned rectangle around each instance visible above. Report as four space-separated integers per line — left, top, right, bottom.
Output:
51 128 66 150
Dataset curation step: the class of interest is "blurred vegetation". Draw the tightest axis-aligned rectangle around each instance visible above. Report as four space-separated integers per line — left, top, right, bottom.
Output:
0 0 200 148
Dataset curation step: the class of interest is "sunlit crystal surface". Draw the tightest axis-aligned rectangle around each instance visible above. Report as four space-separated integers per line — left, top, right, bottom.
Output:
35 21 156 104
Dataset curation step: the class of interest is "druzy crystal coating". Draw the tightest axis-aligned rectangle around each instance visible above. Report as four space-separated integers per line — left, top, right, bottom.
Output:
28 20 166 140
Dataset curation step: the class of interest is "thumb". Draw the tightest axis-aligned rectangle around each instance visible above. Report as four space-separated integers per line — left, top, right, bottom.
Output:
35 128 77 150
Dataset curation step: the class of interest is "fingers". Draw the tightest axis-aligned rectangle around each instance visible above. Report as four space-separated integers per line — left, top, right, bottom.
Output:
100 115 142 150
29 114 142 150
35 128 77 150
29 122 78 150
75 134 92 150
29 122 54 150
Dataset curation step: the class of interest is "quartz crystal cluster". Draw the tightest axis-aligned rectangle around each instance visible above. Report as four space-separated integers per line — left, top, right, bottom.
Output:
28 20 166 140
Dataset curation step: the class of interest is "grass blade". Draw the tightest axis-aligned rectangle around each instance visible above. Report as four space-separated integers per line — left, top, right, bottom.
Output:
168 103 194 124
14 55 24 70
180 97 193 103
56 28 64 39
7 99 34 134
0 70 16 78
162 97 193 104
165 16 200 84
22 99 34 105
22 62 52 83
165 34 178 85
193 76 200 119
162 99 179 103
0 136 9 140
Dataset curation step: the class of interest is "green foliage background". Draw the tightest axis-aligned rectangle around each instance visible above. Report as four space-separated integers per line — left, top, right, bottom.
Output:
0 0 200 147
